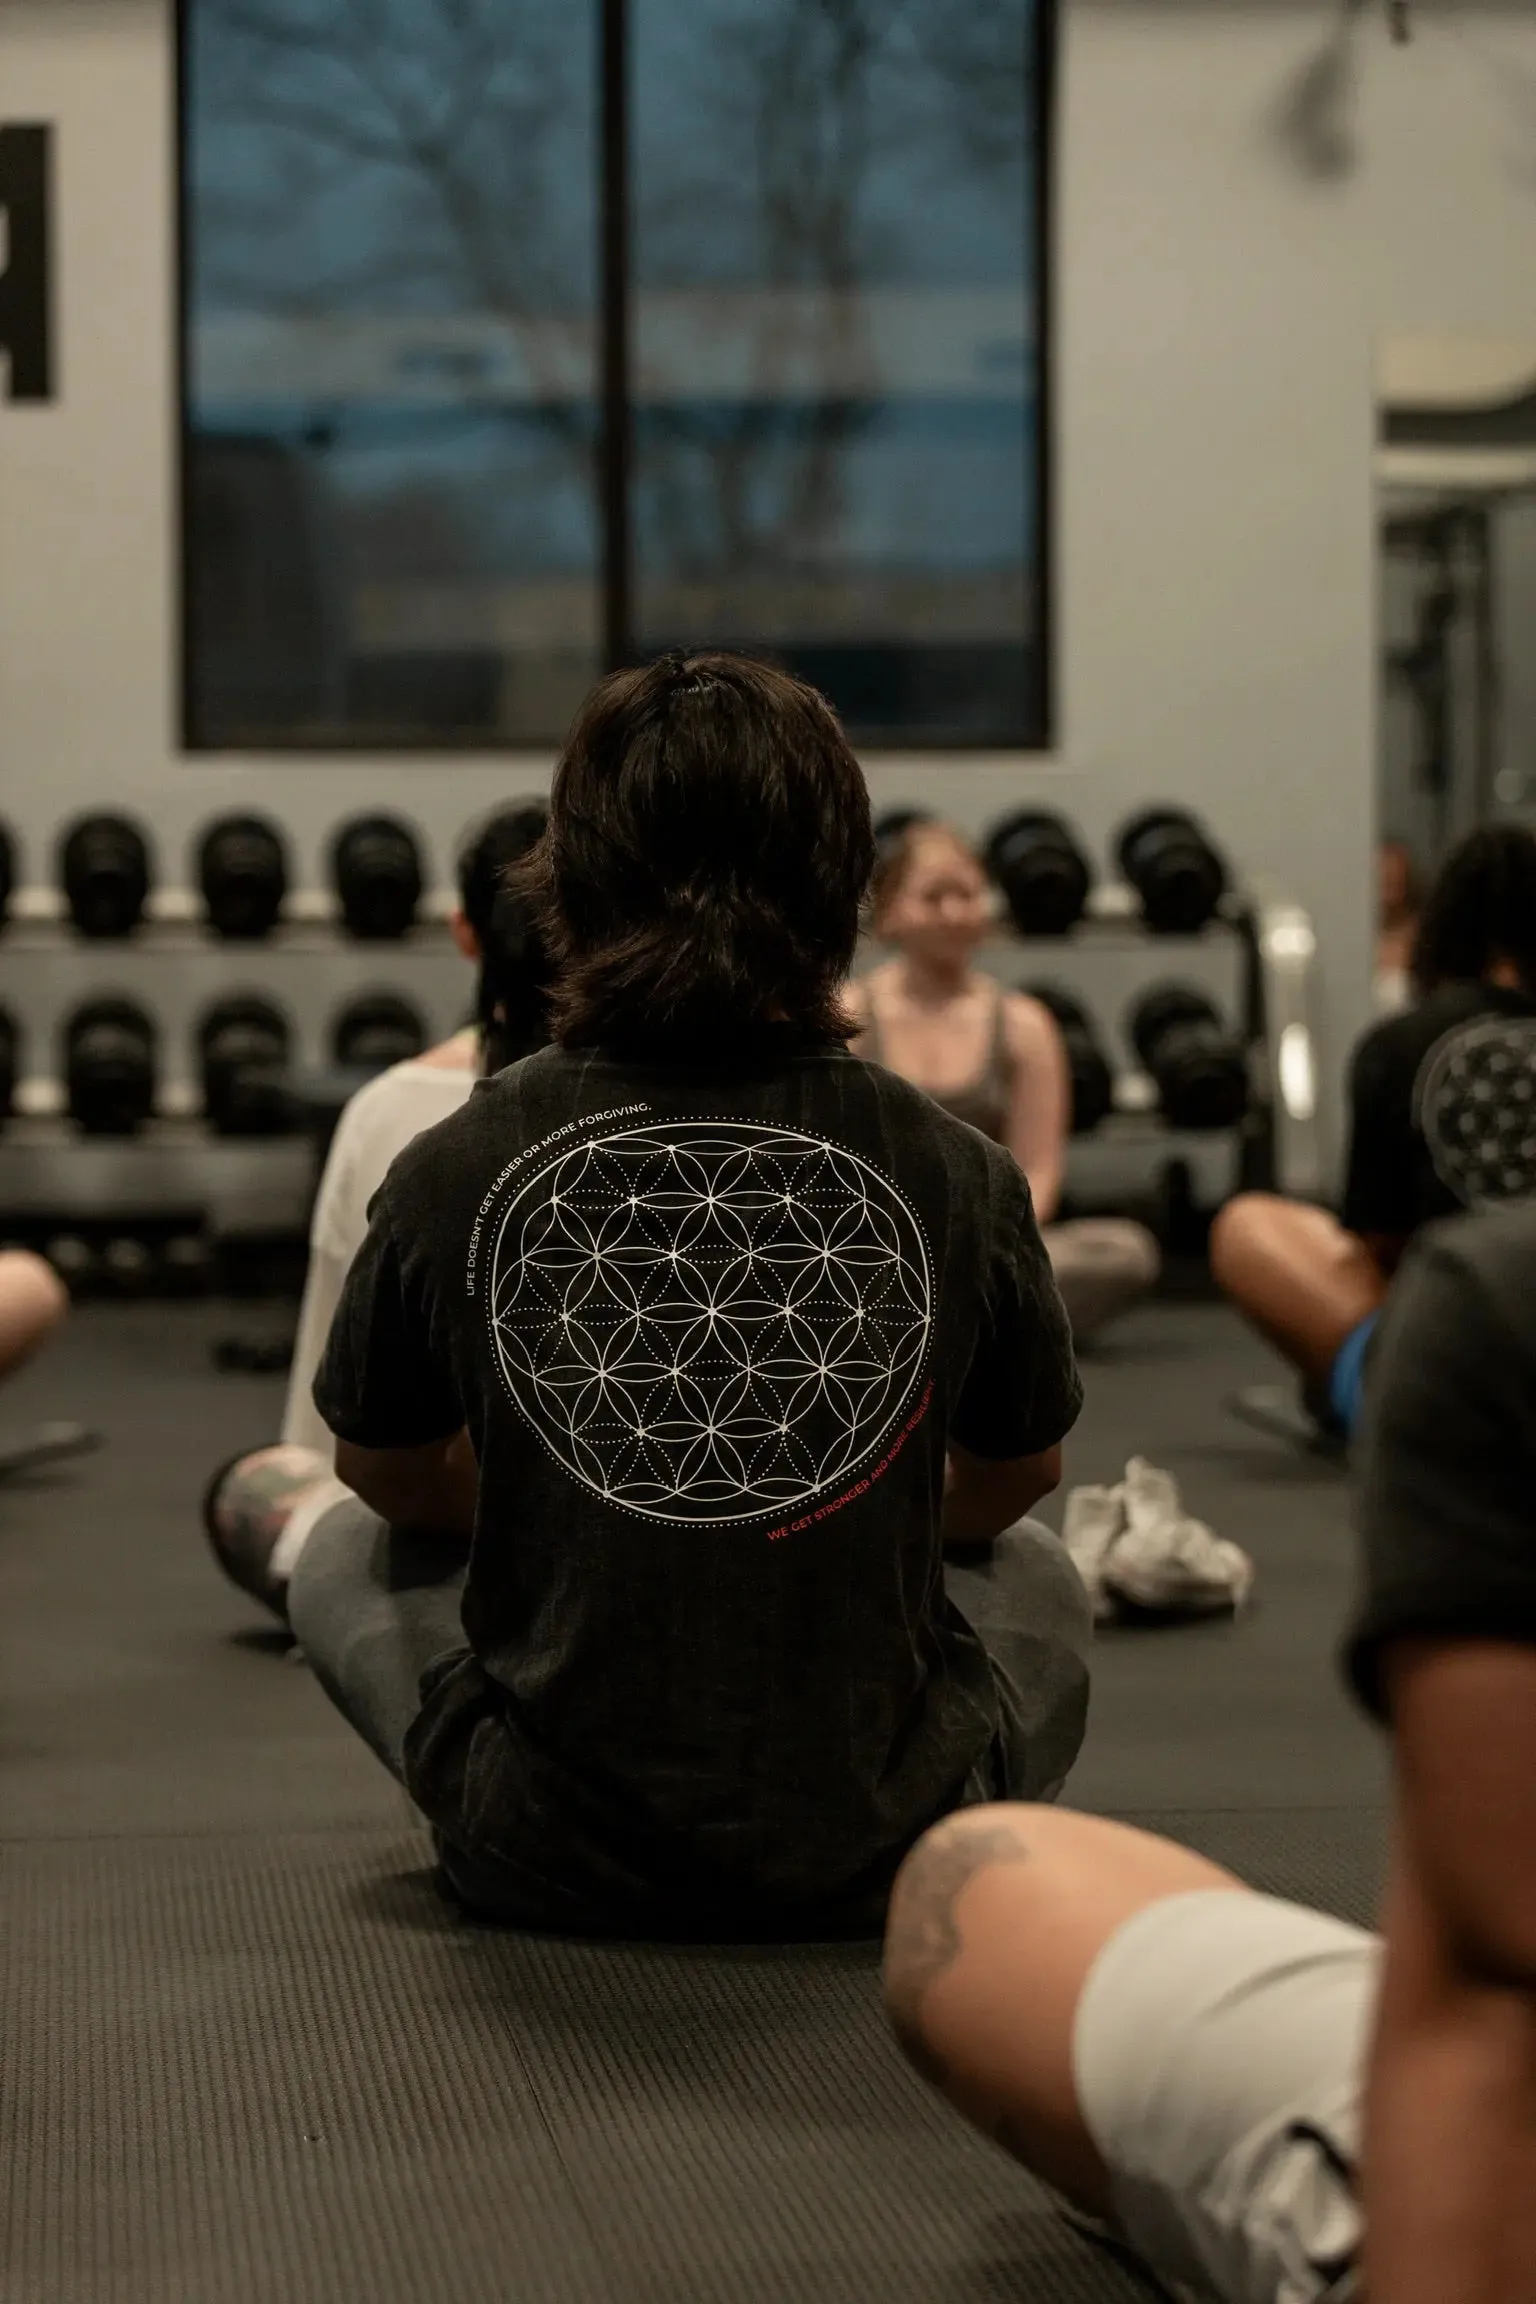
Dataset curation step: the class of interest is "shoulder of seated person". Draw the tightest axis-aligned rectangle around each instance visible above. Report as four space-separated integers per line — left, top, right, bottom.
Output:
1409 1205 1536 1312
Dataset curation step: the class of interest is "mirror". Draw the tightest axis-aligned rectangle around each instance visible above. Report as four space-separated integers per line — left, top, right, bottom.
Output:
1375 335 1536 1010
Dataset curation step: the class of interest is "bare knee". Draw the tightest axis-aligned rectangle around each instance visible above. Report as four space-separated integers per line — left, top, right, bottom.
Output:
884 1806 1046 2081
884 1804 1242 2202
0 1249 69 1377
1208 1192 1284 1294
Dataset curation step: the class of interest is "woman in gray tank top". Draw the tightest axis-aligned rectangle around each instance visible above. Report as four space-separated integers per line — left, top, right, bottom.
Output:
847 823 1159 1345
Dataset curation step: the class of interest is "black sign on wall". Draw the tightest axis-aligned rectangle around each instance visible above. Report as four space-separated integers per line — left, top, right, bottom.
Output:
0 124 55 402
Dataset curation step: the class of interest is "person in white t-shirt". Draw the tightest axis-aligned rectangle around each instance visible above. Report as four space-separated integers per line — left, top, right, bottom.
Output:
202 804 551 1617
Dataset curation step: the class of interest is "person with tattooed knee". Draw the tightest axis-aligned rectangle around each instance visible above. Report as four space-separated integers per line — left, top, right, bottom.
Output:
203 805 552 1619
885 1201 1536 2304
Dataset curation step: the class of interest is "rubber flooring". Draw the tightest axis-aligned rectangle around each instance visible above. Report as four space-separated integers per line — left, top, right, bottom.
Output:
0 1300 1386 2302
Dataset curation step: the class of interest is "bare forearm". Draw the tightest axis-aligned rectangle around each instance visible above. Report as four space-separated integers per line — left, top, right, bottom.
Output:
942 1451 1059 1549
1364 1929 1536 2303
334 1430 478 1538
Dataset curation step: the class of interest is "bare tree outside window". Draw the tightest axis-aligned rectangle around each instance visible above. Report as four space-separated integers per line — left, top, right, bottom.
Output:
182 0 1047 747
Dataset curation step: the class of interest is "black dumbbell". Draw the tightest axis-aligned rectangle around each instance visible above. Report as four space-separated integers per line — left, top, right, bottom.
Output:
332 991 427 1075
161 1234 212 1298
197 994 294 1136
1116 808 1228 936
983 810 1092 937
59 813 153 939
64 997 157 1135
0 819 15 931
45 1234 99 1294
101 1235 156 1298
1023 983 1114 1136
197 813 289 941
330 814 424 940
872 808 932 858
0 1004 17 1127
1128 984 1248 1132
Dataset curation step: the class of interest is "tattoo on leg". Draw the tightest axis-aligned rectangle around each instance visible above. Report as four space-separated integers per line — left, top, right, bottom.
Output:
213 1445 333 1552
884 1817 1033 2087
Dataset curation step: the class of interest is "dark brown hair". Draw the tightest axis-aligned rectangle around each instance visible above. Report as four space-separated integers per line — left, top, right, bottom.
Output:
1410 822 1536 995
522 651 874 1057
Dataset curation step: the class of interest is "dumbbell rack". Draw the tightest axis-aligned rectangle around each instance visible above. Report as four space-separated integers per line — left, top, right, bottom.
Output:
944 883 1322 1212
0 881 1322 1238
0 887 470 1236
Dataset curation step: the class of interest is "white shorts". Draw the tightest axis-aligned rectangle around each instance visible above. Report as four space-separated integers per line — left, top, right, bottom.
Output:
1072 1889 1379 2304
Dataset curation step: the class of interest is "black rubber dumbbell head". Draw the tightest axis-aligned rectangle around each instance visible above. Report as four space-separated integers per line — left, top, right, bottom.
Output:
1128 983 1248 1132
0 1004 18 1125
197 814 290 941
198 994 294 1137
984 811 1092 938
64 997 157 1136
872 808 933 858
59 813 153 940
1024 982 1115 1136
331 991 427 1074
330 814 425 941
1116 808 1228 936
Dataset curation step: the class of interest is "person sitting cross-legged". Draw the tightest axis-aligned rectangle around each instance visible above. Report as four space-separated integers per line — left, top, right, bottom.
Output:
1215 821 1536 1443
288 651 1092 1940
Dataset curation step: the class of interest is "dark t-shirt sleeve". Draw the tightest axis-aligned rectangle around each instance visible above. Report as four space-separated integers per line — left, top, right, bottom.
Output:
312 1187 463 1449
1340 1021 1417 1239
1344 1218 1536 1720
949 1155 1082 1461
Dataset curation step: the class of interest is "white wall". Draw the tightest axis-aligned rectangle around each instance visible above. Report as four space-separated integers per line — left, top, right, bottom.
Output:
4 0 1536 1159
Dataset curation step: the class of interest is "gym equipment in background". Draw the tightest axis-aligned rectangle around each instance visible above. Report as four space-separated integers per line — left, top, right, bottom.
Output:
197 814 290 941
0 1004 17 1126
983 810 1092 937
0 1421 103 1478
331 990 428 1075
1128 984 1249 1132
63 998 157 1136
100 1236 155 1297
1115 808 1228 936
330 814 424 940
0 819 14 929
44 1234 97 1291
197 995 295 1137
59 813 153 940
1023 984 1114 1136
871 808 932 858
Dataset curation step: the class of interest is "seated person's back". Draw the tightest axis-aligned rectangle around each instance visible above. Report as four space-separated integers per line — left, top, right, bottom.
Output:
309 653 1085 1938
1345 826 1536 1248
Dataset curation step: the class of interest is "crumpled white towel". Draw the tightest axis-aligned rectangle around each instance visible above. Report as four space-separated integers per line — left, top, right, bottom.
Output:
1062 1456 1255 1623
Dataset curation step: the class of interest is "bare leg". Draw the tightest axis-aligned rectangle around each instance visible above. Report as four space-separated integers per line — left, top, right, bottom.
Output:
1041 1220 1161 1347
0 1250 68 1382
883 1805 1243 2215
1209 1194 1387 1385
205 1443 347 1618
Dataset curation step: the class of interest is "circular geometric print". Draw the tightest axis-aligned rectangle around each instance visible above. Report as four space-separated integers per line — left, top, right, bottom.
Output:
486 1122 932 1523
1415 1015 1536 1209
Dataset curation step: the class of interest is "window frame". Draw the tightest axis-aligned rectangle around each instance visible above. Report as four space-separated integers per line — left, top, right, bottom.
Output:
174 0 1056 753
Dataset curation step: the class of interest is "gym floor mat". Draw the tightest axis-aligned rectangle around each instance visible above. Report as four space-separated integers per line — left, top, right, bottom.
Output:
2 1301 1386 2301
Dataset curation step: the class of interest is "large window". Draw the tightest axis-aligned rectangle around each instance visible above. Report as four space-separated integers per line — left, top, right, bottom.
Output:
180 0 1051 749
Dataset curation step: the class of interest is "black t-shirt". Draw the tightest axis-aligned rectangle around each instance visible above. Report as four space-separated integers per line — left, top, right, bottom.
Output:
1341 983 1536 1242
314 1035 1081 1934
1344 1205 1536 1720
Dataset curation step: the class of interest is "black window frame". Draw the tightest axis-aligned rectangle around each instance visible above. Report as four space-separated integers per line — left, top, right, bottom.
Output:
174 0 1056 753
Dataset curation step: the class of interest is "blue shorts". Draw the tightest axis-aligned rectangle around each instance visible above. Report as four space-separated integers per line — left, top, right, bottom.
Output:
1328 1312 1380 1435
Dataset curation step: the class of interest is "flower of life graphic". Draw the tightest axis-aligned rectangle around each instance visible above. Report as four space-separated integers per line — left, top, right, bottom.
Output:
1416 1015 1536 1208
485 1121 932 1523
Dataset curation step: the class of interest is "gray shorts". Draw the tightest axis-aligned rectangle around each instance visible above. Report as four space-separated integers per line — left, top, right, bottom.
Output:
1072 1889 1379 2304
